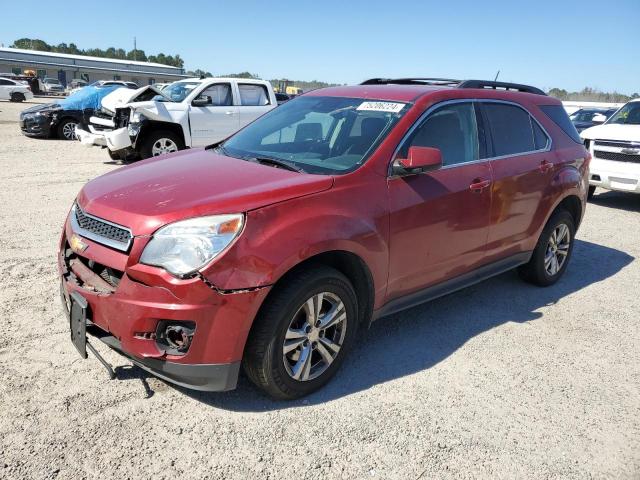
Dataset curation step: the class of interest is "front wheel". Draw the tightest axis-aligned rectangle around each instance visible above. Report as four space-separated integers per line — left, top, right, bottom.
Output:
518 210 575 286
10 92 25 102
57 118 78 140
243 266 359 399
138 130 184 160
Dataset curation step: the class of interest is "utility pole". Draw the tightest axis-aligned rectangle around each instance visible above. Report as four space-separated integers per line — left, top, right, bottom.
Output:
133 37 137 61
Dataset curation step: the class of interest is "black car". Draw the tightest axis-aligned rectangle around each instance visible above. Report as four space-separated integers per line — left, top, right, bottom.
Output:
19 85 126 140
570 108 617 132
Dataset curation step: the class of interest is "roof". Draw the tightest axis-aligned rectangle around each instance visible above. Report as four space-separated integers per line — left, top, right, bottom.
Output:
306 84 449 102
0 47 182 70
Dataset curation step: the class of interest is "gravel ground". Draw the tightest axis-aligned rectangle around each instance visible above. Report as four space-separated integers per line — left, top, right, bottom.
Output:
0 98 639 480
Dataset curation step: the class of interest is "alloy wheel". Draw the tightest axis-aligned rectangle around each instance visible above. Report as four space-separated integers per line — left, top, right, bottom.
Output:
282 292 347 382
151 138 178 156
62 122 78 140
544 223 571 276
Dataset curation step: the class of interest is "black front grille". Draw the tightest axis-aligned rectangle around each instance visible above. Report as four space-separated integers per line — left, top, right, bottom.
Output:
594 139 640 149
594 150 640 163
75 205 132 246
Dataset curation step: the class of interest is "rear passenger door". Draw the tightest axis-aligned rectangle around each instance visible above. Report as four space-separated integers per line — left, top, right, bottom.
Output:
479 101 552 262
386 101 493 300
0 79 13 100
236 83 274 128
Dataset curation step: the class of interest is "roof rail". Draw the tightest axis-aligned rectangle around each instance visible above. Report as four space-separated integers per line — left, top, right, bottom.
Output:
458 80 546 96
360 77 547 96
360 78 461 86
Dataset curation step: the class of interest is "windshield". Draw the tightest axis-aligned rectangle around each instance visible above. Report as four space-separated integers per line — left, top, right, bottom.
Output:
222 96 408 174
161 81 200 102
607 102 640 125
44 79 60 84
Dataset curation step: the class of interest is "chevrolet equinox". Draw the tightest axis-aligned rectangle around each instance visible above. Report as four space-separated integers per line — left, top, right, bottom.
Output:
59 78 590 399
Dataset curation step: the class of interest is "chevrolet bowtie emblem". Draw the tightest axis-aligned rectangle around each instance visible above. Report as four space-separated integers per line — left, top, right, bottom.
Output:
70 234 88 253
621 148 640 155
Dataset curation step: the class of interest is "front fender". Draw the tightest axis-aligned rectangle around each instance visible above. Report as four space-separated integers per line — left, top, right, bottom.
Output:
202 179 390 306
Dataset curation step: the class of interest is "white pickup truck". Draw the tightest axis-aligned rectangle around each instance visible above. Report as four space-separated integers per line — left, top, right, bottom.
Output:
76 77 277 160
581 98 640 198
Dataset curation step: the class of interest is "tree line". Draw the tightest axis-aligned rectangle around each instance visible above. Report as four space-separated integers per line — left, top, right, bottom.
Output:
548 87 639 103
11 38 184 68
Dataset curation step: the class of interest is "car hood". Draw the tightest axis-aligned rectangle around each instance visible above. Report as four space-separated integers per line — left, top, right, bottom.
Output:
581 123 640 141
77 149 334 236
101 85 168 113
21 103 62 115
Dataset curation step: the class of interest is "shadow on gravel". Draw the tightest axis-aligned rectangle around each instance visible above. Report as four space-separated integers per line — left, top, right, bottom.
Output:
129 239 633 410
589 190 640 213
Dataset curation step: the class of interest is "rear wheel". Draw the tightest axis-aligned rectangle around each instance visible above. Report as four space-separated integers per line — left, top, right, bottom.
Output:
243 266 358 399
587 185 596 200
138 130 184 160
57 118 78 140
518 210 575 286
10 92 25 102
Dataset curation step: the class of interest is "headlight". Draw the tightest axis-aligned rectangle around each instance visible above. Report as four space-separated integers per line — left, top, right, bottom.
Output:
140 214 244 277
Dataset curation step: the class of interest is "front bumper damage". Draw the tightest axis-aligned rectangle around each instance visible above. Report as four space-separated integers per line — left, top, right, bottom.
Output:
58 213 270 391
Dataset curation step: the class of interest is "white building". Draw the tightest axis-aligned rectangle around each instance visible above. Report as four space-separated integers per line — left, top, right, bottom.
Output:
0 47 189 86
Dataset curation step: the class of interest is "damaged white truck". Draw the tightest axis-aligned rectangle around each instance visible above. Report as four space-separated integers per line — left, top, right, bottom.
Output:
76 77 277 160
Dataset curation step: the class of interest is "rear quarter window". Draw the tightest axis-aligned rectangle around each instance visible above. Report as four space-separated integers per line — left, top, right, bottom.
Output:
540 105 582 144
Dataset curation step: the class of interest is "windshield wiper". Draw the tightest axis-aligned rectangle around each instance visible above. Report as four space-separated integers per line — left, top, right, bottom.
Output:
243 155 306 173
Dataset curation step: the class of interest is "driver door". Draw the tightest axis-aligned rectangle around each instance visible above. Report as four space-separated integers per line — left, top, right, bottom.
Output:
386 101 493 301
189 82 239 147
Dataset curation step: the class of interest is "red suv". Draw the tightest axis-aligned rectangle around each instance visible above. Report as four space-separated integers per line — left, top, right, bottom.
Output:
59 78 590 399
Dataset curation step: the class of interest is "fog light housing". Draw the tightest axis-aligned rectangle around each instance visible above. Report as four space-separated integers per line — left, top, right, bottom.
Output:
155 321 196 355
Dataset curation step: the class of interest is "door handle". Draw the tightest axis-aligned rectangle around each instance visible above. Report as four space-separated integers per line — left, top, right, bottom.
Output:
469 178 491 193
539 159 554 173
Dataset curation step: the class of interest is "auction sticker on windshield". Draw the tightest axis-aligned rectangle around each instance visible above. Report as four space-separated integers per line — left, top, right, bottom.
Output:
356 102 405 113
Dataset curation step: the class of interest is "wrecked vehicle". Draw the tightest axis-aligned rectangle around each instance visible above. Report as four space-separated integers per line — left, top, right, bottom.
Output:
19 84 125 140
76 77 277 160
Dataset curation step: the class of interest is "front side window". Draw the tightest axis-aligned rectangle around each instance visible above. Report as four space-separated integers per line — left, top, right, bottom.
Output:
161 81 200 102
399 102 479 166
607 102 640 125
222 96 408 174
198 83 232 106
238 84 270 106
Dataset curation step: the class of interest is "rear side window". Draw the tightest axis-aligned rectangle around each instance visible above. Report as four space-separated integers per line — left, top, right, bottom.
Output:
532 120 549 150
540 105 582 143
238 84 270 106
483 103 536 156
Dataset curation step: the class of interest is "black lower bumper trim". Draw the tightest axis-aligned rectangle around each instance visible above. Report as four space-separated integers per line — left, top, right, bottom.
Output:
87 325 240 392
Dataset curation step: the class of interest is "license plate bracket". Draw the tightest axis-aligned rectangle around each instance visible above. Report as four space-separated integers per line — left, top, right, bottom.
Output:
69 291 88 359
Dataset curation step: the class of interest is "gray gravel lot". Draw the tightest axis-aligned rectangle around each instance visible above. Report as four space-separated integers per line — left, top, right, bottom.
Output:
0 98 638 479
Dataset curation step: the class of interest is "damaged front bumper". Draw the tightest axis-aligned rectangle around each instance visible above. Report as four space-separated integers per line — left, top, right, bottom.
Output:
76 125 134 152
58 216 270 391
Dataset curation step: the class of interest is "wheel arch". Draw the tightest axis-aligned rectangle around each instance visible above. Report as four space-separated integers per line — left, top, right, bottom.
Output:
257 250 375 330
136 120 186 149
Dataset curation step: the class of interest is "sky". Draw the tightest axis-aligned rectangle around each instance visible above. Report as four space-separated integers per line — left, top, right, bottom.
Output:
1 0 639 94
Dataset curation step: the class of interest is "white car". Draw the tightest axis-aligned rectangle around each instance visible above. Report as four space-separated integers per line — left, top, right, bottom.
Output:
76 77 277 160
581 99 640 198
42 78 65 95
0 77 33 102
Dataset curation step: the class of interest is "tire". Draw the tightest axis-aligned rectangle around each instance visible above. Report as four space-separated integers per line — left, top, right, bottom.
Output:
587 185 596 200
57 118 78 140
243 265 359 400
518 210 575 287
138 130 184 160
107 149 121 161
10 92 25 103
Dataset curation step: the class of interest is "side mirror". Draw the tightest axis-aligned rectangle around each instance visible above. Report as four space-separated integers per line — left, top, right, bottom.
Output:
192 95 211 107
394 146 442 175
592 114 607 124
